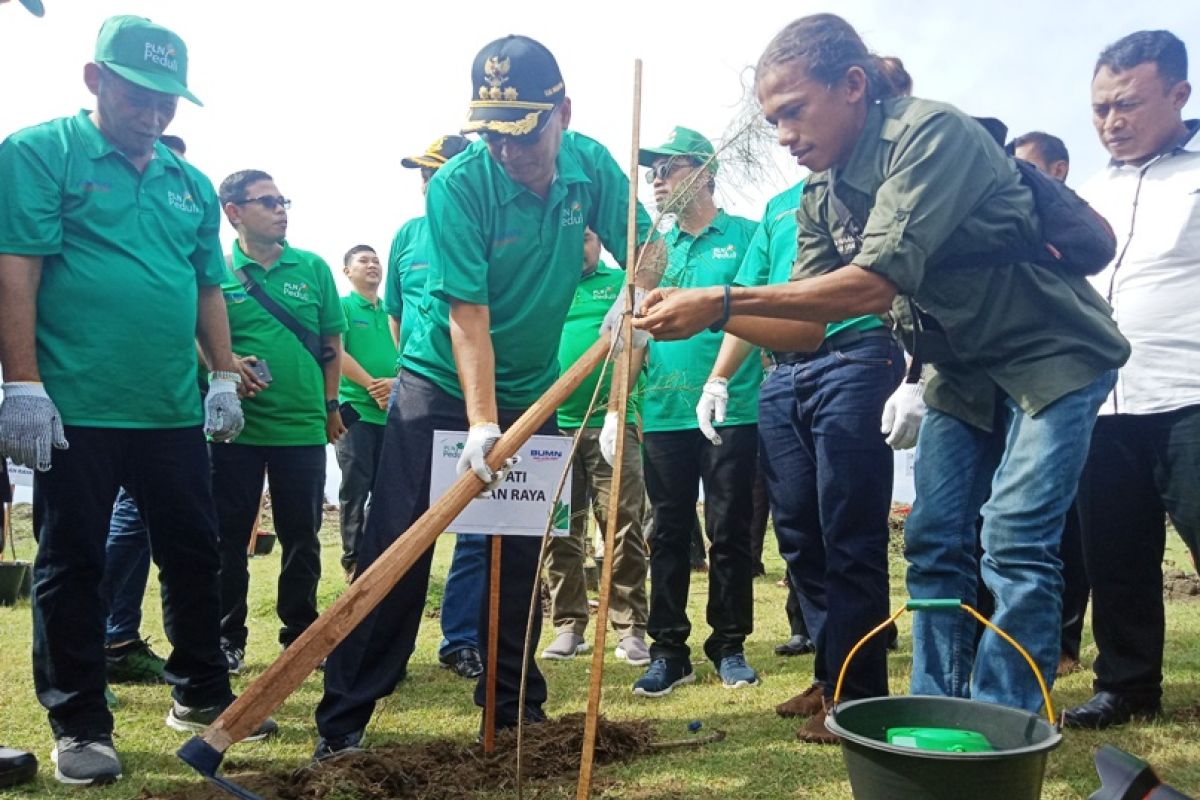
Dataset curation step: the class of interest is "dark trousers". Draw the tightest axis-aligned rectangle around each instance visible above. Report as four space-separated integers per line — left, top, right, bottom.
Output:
785 580 810 638
760 335 903 700
1077 407 1200 701
317 371 551 738
32 426 231 738
335 420 386 571
749 463 769 574
1059 504 1089 661
212 443 326 650
642 424 758 665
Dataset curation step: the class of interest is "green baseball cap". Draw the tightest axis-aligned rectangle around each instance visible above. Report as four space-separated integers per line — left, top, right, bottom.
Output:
17 0 46 17
638 126 717 174
94 15 201 106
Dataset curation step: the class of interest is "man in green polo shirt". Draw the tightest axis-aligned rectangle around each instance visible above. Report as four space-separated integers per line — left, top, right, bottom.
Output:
335 244 397 579
542 228 650 666
386 133 486 681
631 127 762 698
212 169 347 675
0 16 275 785
314 34 651 757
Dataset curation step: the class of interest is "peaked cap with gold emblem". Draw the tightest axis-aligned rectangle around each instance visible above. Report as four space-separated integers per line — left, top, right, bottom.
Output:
401 134 471 170
463 35 565 138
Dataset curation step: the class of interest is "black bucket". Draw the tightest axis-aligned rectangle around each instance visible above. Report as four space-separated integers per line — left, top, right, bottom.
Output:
826 599 1063 800
827 695 1061 800
0 560 31 605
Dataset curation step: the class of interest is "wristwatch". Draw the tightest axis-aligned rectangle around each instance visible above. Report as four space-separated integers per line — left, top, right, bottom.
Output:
325 399 339 413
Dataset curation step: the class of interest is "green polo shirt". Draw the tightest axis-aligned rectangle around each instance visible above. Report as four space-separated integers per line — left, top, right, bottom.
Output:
0 110 226 428
644 210 762 433
734 181 881 340
222 241 347 445
383 216 429 351
402 132 652 408
557 263 644 429
794 97 1130 431
339 291 398 426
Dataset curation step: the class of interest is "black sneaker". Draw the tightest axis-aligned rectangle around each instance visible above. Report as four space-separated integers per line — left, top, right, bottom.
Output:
312 729 364 763
165 699 278 741
51 736 121 785
105 639 167 684
222 645 245 675
0 746 38 788
439 647 483 679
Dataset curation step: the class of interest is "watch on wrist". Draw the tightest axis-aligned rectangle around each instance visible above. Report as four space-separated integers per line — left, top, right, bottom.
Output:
209 370 241 385
325 399 340 413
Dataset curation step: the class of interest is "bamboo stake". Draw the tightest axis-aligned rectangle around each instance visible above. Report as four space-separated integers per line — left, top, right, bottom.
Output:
179 336 611 769
576 57 643 800
482 535 503 753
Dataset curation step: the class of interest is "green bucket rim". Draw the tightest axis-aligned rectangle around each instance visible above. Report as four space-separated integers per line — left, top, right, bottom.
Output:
826 696 1063 762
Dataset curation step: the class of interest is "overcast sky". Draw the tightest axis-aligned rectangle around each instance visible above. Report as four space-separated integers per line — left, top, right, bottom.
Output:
1 0 1197 291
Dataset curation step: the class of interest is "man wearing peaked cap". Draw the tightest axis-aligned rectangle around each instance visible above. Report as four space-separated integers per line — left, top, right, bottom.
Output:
0 15 273 786
384 133 487 682
314 34 655 755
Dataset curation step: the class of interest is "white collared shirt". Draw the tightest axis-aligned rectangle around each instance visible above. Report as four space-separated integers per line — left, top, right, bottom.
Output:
1078 121 1200 416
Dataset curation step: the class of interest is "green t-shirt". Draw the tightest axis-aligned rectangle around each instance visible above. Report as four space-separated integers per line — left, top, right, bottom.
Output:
644 210 763 433
402 132 652 408
339 292 398 427
383 216 429 353
222 241 347 445
734 181 881 340
795 97 1129 431
557 263 644 429
0 110 226 428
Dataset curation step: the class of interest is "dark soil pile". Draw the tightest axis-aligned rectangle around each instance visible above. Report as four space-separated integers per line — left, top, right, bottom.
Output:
142 714 656 800
1163 568 1200 602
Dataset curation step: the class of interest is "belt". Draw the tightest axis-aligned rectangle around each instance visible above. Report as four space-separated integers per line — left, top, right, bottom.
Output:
771 327 893 366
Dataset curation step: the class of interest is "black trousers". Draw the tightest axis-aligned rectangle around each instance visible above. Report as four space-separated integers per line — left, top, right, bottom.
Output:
32 426 231 738
212 443 326 650
334 420 386 571
1077 407 1200 700
642 425 758 665
316 371 551 739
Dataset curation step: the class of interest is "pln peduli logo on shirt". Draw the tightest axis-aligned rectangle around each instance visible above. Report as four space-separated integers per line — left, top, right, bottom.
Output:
560 200 584 227
167 190 200 214
711 244 738 260
282 281 311 302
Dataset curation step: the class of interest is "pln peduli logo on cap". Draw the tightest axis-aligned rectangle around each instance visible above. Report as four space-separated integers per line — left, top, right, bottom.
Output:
463 35 565 138
93 15 201 106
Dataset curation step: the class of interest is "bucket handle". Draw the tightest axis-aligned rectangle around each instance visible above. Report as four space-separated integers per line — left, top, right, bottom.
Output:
832 599 1056 726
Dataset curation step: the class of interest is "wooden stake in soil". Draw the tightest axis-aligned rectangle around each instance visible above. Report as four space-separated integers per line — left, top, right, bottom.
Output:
576 58 643 800
482 535 503 753
177 337 611 792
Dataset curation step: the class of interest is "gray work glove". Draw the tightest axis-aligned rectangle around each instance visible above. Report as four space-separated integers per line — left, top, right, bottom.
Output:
0 382 68 471
204 377 245 443
600 287 649 353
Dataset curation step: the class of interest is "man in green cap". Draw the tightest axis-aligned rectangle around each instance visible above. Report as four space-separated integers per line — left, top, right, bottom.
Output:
386 133 486 680
212 169 347 675
0 15 275 785
314 33 652 756
542 227 650 666
630 126 763 697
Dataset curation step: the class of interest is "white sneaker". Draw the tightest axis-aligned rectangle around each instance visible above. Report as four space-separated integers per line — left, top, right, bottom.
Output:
615 636 651 666
541 631 589 660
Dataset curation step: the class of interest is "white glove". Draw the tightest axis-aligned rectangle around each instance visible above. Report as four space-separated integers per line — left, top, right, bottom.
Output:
204 378 245 443
600 287 649 352
0 382 68 472
456 422 519 493
599 411 620 466
881 380 926 450
696 378 729 446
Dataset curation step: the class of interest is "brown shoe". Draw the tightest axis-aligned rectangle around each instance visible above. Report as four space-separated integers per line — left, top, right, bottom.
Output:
795 704 839 745
776 682 826 718
1056 654 1083 677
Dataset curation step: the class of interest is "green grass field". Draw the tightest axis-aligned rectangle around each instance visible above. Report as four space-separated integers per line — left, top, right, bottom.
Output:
1 504 1199 799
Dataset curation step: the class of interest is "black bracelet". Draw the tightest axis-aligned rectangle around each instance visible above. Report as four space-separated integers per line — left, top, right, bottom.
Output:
708 285 732 333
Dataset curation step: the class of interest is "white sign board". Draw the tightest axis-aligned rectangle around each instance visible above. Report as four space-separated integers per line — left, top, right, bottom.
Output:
430 431 572 537
892 450 916 504
5 459 33 489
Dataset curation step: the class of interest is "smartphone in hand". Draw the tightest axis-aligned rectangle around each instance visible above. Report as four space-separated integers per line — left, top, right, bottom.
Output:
248 358 273 384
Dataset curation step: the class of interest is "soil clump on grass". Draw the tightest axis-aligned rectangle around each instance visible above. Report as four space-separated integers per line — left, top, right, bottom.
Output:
142 714 656 800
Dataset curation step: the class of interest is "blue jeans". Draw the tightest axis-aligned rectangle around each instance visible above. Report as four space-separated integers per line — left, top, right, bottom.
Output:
100 488 151 646
759 333 903 700
439 533 485 658
906 370 1116 712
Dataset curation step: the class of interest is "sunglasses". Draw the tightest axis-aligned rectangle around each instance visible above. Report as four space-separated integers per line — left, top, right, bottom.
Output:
644 157 697 184
238 195 292 211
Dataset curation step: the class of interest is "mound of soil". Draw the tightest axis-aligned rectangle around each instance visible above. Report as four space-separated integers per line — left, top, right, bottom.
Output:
1164 568 1200 602
143 714 656 800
